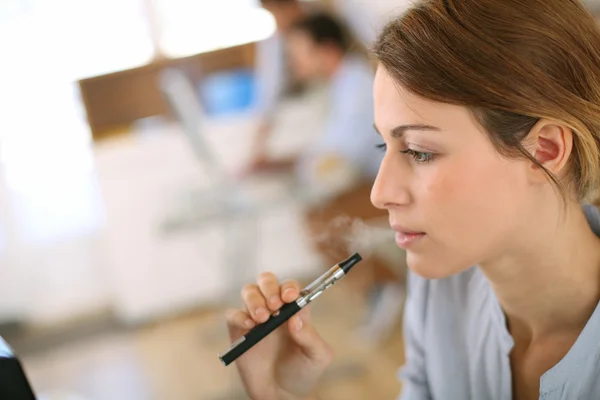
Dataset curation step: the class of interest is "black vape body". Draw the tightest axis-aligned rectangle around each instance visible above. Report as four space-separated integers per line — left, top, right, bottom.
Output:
0 338 36 400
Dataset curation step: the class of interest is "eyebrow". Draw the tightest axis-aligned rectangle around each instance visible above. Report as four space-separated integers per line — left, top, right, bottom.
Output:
373 124 441 138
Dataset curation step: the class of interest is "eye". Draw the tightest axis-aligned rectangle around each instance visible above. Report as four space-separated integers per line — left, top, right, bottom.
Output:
401 149 435 163
375 143 387 152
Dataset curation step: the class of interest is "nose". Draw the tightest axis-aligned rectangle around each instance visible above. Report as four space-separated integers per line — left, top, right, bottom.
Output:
370 154 411 210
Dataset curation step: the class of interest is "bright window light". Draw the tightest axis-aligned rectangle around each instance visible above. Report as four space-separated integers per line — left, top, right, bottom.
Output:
155 1 276 58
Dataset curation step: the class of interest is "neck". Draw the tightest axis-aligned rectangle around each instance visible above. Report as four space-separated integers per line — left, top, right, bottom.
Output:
480 201 600 342
323 53 345 79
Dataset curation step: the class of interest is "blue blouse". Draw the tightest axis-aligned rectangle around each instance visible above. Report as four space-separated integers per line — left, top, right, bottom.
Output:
398 205 600 400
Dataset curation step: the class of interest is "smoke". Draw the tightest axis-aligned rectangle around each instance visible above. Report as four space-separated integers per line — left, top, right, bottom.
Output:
311 214 392 260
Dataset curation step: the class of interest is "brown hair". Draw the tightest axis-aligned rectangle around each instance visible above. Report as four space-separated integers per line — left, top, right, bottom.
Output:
291 13 350 53
373 0 600 205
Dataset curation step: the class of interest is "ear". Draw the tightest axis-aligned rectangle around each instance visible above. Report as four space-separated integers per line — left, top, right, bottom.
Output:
525 119 573 182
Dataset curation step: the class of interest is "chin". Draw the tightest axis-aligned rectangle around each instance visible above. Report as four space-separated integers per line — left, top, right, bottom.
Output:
405 252 468 280
293 71 310 82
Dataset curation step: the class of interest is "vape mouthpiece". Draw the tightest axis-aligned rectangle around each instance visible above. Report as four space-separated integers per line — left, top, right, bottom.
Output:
339 252 362 274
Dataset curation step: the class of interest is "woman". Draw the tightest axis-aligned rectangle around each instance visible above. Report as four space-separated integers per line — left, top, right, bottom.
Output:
225 0 600 399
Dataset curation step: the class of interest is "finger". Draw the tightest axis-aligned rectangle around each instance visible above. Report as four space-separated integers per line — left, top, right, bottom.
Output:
241 283 270 323
296 303 312 324
287 310 333 366
280 279 302 303
225 308 255 338
257 272 282 311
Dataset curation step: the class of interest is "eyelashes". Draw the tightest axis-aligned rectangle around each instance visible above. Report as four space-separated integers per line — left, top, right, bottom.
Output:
401 149 436 163
375 143 436 164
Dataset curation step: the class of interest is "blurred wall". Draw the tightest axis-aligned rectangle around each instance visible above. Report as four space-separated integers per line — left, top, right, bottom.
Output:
336 0 600 47
584 0 600 13
332 0 411 46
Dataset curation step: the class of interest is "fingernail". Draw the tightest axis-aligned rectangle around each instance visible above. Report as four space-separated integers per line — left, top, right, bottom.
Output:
244 319 255 328
269 296 279 305
255 308 268 318
284 288 296 297
295 317 303 332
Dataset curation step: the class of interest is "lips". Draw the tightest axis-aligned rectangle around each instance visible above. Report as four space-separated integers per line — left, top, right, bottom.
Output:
391 224 426 249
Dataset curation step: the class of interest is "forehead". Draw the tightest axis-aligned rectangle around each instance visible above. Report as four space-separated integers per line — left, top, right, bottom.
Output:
373 66 480 134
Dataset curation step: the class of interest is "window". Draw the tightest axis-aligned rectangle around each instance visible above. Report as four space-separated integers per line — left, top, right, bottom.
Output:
0 0 277 244
154 0 276 58
0 0 154 243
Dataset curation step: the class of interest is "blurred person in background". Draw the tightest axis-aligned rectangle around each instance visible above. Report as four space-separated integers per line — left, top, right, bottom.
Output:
226 0 600 399
246 12 405 340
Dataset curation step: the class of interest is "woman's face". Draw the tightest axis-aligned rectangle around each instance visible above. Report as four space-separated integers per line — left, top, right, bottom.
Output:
371 66 536 278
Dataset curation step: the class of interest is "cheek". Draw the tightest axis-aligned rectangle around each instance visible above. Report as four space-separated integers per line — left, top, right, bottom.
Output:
414 158 481 207
407 157 523 277
417 153 524 242
298 53 316 73
419 152 519 206
291 57 308 75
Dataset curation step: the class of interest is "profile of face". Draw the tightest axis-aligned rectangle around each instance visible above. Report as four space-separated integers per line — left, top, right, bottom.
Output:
370 66 566 279
286 31 326 81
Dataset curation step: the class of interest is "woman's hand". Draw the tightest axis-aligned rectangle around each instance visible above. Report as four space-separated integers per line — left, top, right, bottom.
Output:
225 272 333 400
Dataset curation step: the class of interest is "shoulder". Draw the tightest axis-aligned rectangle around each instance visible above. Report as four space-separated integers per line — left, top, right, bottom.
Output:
330 56 374 113
350 57 374 84
257 33 283 56
336 56 374 89
583 204 600 236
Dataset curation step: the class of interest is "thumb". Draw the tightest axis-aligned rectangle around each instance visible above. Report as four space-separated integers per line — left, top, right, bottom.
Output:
287 309 333 365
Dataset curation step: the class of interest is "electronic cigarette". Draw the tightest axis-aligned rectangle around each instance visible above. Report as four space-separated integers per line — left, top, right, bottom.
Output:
0 338 36 399
218 252 362 366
